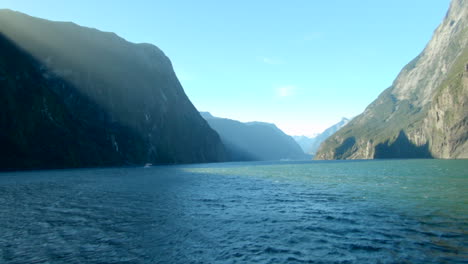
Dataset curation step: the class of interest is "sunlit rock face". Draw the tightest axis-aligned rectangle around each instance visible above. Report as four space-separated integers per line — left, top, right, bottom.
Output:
0 10 226 170
316 0 468 160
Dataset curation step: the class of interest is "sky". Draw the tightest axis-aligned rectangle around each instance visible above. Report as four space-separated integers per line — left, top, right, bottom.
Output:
2 0 450 136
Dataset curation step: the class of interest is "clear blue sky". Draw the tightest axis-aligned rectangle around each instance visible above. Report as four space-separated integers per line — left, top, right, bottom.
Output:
3 0 450 136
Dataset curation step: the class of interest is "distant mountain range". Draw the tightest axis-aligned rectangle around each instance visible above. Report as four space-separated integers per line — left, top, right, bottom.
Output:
1 0 465 170
293 118 350 155
201 112 307 161
316 0 467 159
0 10 226 170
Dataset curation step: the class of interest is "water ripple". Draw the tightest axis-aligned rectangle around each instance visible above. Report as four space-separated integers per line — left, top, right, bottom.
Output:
0 160 467 263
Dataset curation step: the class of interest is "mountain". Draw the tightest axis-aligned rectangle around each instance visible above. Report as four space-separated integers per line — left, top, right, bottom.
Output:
292 135 317 154
293 118 350 155
316 0 468 160
0 10 226 170
201 112 307 161
200 112 216 119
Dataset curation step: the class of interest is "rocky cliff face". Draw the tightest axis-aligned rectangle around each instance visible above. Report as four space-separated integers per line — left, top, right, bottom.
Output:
316 0 467 160
0 10 226 170
201 112 307 161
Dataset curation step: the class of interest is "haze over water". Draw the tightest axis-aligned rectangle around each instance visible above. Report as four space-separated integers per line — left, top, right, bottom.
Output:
0 159 466 263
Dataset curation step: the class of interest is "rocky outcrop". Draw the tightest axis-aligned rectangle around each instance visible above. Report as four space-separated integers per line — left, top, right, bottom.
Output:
422 58 468 158
201 112 307 161
316 0 467 160
0 10 226 170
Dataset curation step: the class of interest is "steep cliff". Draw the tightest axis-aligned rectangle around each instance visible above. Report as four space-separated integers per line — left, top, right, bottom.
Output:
0 10 226 170
316 0 468 160
201 112 307 161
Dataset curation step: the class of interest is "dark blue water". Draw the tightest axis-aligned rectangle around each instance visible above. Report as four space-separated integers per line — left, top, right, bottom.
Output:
0 160 467 263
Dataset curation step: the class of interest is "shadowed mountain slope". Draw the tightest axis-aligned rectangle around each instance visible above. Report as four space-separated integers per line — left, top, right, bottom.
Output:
0 10 226 170
201 112 307 161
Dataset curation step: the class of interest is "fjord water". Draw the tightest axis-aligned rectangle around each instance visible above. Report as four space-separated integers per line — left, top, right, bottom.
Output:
0 160 466 263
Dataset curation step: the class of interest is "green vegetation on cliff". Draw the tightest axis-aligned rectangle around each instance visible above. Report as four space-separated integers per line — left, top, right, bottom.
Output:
316 0 468 160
